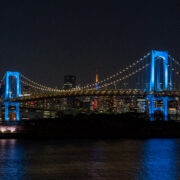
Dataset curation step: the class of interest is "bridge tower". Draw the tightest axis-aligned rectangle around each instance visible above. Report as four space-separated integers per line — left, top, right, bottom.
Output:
147 50 171 120
3 71 21 121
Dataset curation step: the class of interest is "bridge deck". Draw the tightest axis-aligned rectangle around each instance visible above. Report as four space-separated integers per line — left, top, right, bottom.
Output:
9 89 145 102
7 89 180 102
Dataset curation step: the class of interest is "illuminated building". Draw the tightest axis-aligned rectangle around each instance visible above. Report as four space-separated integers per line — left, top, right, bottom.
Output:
21 85 32 96
63 75 76 107
63 75 76 90
0 82 5 98
93 72 98 110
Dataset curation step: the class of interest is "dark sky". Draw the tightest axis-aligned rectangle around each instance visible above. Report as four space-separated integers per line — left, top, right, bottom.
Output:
0 0 180 88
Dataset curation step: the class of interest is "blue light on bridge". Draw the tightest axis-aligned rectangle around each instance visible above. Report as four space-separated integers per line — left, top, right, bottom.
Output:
150 50 169 92
0 50 173 121
5 71 21 100
148 50 170 120
4 71 21 121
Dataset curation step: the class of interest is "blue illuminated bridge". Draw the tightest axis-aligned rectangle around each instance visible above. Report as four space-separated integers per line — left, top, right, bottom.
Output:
1 50 180 121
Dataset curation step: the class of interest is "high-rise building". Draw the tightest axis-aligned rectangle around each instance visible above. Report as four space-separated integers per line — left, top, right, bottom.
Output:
63 75 76 90
0 82 5 97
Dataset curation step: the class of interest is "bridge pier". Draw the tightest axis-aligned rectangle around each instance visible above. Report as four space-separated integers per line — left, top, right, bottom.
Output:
147 95 168 121
4 102 20 121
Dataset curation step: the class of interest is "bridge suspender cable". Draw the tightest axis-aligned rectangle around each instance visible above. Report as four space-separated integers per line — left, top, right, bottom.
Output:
81 52 151 89
20 74 63 92
98 63 150 89
20 52 150 92
168 55 180 75
20 80 56 92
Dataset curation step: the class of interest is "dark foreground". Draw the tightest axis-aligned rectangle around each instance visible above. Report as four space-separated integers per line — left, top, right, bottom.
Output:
0 138 180 180
1 113 180 138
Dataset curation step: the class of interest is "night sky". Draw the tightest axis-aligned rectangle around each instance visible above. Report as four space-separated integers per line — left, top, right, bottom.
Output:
0 0 180 88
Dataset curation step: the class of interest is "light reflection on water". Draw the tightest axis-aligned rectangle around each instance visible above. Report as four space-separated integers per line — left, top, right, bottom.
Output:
0 139 180 179
0 139 27 180
141 139 180 180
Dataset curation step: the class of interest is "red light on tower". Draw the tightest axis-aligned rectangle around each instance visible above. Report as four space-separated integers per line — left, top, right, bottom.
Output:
30 101 34 105
93 72 98 110
93 99 97 110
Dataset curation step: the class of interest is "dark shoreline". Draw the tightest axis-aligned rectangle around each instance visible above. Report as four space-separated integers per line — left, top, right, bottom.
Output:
0 113 180 138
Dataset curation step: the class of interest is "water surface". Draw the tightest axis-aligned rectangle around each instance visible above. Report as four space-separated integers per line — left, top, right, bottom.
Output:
0 139 180 180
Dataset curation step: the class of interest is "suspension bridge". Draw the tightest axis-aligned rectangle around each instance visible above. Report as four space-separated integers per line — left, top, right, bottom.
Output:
1 50 180 121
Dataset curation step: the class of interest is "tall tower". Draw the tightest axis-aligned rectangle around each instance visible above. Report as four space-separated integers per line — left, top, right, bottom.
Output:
95 73 99 90
3 71 21 120
147 50 170 121
149 50 169 92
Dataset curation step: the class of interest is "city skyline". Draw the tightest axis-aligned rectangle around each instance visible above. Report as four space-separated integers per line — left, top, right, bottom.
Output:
0 1 179 88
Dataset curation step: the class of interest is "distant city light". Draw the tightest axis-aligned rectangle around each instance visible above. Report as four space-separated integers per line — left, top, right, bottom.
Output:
0 126 17 133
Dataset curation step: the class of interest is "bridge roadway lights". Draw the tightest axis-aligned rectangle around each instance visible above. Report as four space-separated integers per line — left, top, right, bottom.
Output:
4 102 20 121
